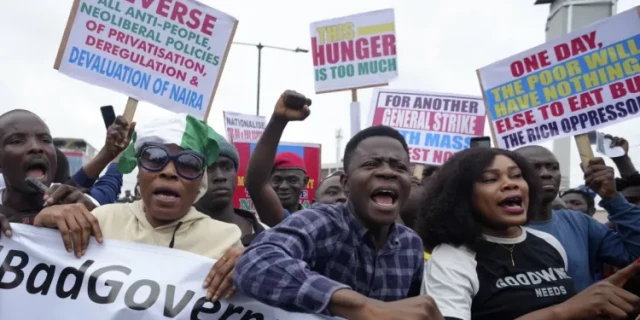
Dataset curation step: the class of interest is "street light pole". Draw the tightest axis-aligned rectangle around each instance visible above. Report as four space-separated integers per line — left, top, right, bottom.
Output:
233 41 309 116
257 43 263 117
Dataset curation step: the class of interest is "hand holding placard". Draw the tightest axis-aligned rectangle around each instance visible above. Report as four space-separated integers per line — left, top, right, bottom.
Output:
537 260 640 320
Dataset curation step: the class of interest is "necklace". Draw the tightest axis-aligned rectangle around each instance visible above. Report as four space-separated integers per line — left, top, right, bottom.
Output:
497 243 516 267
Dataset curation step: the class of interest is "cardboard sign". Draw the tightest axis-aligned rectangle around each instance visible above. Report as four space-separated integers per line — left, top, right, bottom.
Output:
477 7 640 149
55 0 237 119
310 9 398 93
368 88 486 165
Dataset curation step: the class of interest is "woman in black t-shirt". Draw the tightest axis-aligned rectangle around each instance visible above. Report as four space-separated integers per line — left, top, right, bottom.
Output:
417 148 640 320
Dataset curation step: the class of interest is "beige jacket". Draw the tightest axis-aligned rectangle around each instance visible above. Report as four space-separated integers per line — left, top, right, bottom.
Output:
92 201 243 259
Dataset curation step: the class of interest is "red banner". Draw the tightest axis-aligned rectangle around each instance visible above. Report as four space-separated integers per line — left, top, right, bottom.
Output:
233 141 322 212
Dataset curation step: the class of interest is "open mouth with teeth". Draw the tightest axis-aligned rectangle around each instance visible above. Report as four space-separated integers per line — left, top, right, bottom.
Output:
370 188 398 207
24 162 48 180
153 187 181 202
498 195 525 214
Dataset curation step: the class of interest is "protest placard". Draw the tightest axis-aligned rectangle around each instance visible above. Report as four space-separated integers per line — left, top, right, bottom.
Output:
0 224 335 319
54 0 237 120
310 9 397 94
368 88 486 165
233 140 321 212
477 7 640 151
223 111 266 142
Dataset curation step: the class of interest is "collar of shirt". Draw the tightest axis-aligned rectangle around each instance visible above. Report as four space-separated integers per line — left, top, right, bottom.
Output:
342 202 401 250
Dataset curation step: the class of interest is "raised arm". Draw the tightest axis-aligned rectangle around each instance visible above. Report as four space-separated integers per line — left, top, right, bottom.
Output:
245 90 311 227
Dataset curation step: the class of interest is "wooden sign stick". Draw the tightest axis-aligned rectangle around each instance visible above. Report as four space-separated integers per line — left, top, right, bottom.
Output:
574 133 594 170
413 164 424 180
115 97 138 148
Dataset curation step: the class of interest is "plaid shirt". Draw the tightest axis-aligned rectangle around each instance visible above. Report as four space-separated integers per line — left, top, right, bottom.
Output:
234 203 424 315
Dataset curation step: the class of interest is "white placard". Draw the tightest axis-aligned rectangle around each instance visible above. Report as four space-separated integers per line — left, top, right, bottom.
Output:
0 224 334 320
55 0 237 119
223 111 266 142
368 88 486 165
310 9 398 93
477 7 640 150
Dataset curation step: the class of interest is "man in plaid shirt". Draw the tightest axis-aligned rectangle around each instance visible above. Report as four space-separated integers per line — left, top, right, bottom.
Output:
235 121 440 319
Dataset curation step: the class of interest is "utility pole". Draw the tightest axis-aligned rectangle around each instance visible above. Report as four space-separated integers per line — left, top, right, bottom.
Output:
335 128 343 167
534 0 616 189
232 42 309 116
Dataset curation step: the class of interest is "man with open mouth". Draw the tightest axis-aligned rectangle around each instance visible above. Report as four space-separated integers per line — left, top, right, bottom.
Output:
0 109 97 234
236 109 438 320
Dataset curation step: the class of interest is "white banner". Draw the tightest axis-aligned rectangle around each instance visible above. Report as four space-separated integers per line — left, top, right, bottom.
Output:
223 111 266 142
0 224 334 320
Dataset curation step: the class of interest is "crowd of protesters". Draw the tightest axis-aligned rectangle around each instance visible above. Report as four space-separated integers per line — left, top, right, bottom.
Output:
2 90 640 319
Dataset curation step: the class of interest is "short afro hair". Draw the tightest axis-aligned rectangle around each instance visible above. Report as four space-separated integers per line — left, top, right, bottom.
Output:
560 188 595 211
343 125 409 172
416 147 542 250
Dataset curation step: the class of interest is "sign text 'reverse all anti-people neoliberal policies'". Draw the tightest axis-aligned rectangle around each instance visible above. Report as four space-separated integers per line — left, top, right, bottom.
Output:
55 0 237 120
368 89 486 165
0 224 336 320
223 111 266 142
310 9 398 93
477 7 640 150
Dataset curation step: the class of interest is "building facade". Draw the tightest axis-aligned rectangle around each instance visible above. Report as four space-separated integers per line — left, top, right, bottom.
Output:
54 138 98 175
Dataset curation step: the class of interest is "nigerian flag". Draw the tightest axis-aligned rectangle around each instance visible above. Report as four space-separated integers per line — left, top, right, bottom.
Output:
118 113 223 174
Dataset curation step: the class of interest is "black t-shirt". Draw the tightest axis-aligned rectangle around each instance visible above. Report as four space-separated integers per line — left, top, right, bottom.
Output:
425 227 576 320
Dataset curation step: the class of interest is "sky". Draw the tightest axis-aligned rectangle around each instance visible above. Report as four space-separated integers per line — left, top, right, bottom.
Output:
1 0 639 194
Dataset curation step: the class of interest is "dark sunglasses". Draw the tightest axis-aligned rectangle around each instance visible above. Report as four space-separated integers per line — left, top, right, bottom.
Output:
137 144 206 180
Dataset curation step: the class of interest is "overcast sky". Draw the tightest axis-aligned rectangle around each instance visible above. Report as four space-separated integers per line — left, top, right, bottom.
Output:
1 0 639 194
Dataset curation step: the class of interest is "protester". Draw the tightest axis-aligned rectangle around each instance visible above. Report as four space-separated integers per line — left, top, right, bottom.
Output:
0 109 96 230
398 164 427 230
606 135 637 178
517 145 640 291
235 112 439 318
313 170 347 204
551 196 568 210
32 114 244 299
69 116 133 205
618 173 640 208
420 147 640 320
195 136 267 246
53 147 70 183
245 90 312 227
560 188 596 216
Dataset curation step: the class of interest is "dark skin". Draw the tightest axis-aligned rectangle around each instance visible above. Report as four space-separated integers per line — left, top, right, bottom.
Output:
0 111 57 213
517 146 619 222
561 192 593 216
138 144 202 227
622 186 640 207
341 136 411 249
516 260 640 320
245 90 311 227
606 134 637 178
1 112 132 243
327 138 443 320
270 168 308 213
399 164 439 230
314 174 347 204
551 197 568 210
515 146 562 221
195 156 253 235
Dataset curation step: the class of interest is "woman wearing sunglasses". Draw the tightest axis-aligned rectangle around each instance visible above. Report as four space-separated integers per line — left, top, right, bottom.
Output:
34 113 243 258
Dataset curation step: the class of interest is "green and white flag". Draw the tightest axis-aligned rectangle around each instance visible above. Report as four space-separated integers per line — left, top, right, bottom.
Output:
118 113 223 174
